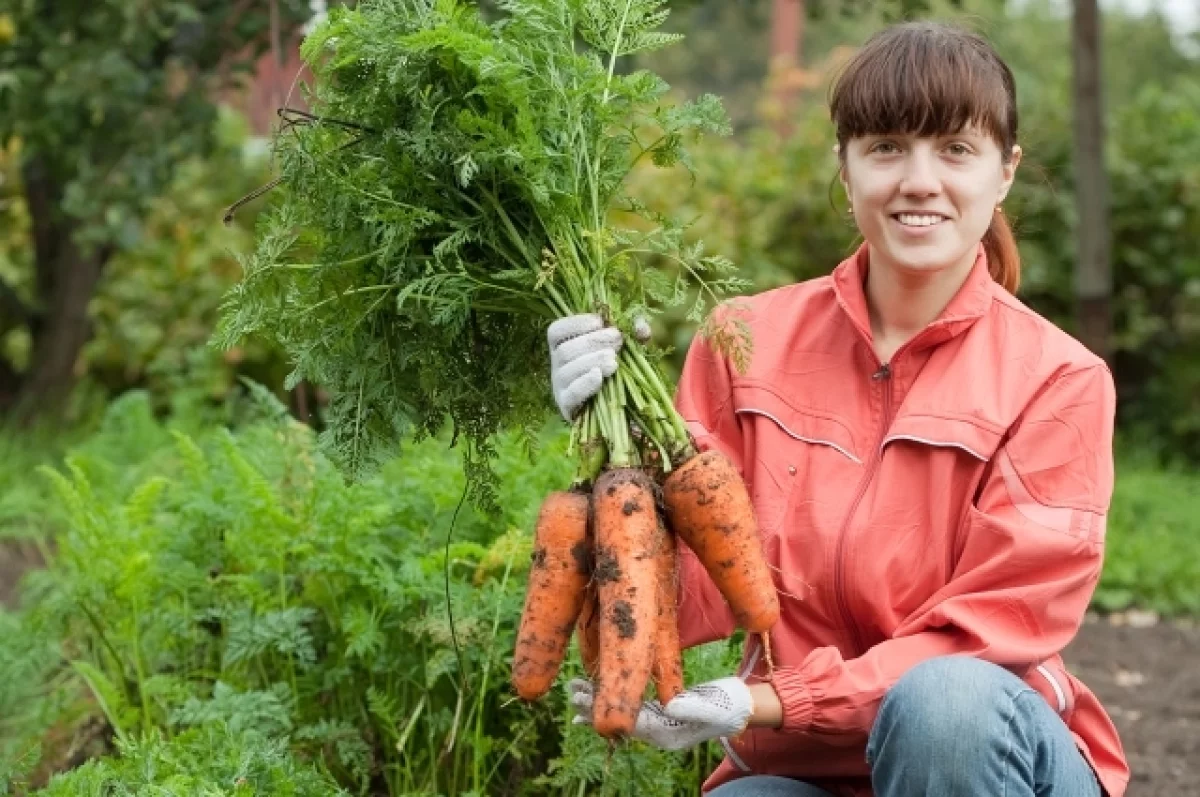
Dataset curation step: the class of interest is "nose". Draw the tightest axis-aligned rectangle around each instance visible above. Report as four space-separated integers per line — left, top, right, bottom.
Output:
898 148 941 196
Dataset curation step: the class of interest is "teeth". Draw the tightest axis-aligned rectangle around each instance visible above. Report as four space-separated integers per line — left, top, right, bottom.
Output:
896 214 945 227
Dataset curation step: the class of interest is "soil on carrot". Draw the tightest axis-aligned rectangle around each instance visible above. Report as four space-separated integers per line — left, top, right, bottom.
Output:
1064 612 1200 796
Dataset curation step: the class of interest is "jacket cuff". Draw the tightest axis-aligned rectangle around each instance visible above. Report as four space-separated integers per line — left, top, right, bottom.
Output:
770 666 814 733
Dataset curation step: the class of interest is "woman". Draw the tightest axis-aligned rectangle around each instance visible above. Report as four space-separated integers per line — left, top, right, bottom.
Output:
550 21 1128 797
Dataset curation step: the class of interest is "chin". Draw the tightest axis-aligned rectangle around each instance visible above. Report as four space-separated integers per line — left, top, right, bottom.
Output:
872 236 974 277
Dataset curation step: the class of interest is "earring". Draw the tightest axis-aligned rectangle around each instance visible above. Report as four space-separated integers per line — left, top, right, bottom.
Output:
848 206 854 215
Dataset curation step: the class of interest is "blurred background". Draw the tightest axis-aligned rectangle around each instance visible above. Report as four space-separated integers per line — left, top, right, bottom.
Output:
0 1 1196 795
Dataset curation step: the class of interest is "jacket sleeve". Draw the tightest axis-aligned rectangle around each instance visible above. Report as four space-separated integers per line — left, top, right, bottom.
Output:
768 364 1117 738
672 329 743 649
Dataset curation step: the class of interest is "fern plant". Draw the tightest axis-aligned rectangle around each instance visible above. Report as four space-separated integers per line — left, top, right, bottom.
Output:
215 0 745 504
9 389 741 794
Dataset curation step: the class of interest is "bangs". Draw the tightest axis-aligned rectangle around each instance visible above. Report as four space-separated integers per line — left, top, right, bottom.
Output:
830 22 1017 150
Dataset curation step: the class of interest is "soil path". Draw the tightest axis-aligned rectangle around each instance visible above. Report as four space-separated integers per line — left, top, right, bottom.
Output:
1064 613 1200 796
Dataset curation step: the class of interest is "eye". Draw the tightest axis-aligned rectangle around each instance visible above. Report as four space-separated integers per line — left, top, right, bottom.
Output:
946 141 974 156
869 140 900 155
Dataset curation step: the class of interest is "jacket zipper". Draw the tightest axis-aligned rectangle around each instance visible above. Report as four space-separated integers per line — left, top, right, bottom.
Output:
832 360 895 657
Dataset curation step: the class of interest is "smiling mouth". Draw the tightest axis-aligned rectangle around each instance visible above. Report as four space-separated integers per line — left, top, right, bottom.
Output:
892 213 949 228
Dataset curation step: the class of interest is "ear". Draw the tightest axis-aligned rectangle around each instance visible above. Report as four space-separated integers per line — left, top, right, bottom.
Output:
998 144 1022 203
836 156 849 196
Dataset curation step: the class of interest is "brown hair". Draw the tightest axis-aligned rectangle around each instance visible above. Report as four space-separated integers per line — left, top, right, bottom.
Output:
829 22 1021 293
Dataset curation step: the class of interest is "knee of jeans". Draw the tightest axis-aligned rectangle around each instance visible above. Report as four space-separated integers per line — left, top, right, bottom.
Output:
869 656 1021 756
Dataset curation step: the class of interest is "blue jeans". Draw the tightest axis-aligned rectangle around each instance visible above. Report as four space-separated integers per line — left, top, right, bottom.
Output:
708 656 1102 797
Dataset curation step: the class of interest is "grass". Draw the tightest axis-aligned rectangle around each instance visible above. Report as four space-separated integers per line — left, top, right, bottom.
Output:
1095 443 1200 616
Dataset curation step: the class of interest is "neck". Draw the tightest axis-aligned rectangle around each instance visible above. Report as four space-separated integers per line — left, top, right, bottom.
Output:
864 247 977 362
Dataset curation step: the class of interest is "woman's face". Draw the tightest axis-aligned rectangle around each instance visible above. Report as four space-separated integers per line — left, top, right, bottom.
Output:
840 127 1020 280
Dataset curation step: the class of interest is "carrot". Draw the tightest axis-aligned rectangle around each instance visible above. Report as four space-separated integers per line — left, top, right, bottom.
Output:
651 517 683 704
591 468 659 738
661 449 780 634
576 581 601 678
511 490 592 701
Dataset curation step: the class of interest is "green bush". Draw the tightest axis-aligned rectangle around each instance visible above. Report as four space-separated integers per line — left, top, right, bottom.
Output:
0 109 289 424
34 723 345 797
0 392 740 795
1094 443 1200 615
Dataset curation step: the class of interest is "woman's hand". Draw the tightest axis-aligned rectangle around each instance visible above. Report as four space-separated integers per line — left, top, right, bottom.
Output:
547 315 623 421
546 314 654 421
568 676 783 751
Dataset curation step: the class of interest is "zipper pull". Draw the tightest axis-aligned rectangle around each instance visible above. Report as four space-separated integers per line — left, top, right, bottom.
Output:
872 362 892 381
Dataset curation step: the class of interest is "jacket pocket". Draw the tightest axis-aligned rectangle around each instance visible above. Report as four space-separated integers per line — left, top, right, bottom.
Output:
732 381 863 466
882 413 1003 463
729 384 862 608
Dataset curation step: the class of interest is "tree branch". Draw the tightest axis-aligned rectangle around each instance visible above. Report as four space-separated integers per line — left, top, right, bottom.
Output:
21 155 61 305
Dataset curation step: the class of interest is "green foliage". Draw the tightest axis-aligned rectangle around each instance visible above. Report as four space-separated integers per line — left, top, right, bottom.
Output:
1009 74 1200 460
0 390 743 794
216 0 742 496
35 723 345 796
82 110 290 421
0 0 309 250
0 613 70 793
1094 443 1200 616
0 107 290 424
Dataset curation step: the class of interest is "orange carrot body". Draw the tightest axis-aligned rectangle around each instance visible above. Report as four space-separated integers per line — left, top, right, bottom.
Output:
591 468 658 738
662 450 780 633
652 519 683 704
511 490 592 701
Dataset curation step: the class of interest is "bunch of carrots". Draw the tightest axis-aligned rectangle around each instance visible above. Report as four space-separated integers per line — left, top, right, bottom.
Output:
210 0 781 738
512 447 780 738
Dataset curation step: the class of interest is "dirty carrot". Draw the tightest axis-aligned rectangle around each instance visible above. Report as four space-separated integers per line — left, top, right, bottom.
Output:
661 449 780 634
577 581 601 678
511 490 592 701
591 468 659 738
651 517 683 704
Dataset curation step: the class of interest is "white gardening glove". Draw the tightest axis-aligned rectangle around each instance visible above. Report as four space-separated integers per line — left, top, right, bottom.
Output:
567 676 753 751
548 314 623 420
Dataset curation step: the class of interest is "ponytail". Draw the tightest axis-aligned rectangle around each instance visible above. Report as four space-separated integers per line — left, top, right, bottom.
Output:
982 210 1020 294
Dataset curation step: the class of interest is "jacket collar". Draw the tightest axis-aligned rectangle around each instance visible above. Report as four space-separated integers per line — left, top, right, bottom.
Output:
831 242 996 358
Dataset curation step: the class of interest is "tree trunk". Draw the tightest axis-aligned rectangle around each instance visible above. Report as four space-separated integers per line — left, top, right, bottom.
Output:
2 157 111 421
1071 0 1111 361
769 0 804 139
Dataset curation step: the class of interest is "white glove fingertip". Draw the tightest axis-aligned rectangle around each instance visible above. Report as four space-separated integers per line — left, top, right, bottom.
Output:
599 351 619 377
597 326 625 351
662 695 705 723
561 369 603 419
548 314 604 347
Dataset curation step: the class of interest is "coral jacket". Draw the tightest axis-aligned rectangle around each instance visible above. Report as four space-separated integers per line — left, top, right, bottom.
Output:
673 243 1129 797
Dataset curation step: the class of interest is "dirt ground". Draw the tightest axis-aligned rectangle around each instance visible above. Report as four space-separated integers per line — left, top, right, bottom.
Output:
1064 612 1200 796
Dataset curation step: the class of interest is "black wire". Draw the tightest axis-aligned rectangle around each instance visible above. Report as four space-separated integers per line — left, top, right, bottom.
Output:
221 106 378 225
445 481 470 694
